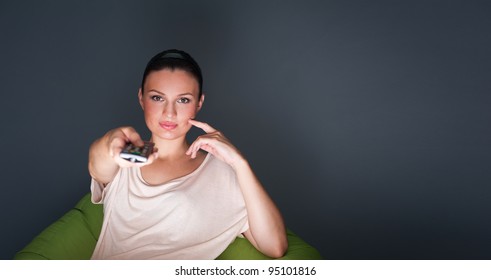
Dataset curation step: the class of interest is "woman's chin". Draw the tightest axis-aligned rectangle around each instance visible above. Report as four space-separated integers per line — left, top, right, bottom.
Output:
152 128 190 141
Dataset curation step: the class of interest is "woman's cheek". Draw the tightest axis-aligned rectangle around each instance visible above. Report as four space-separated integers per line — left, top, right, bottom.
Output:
144 106 161 129
180 106 197 120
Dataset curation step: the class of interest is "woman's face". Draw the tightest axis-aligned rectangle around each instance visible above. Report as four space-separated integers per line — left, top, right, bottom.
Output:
138 69 204 141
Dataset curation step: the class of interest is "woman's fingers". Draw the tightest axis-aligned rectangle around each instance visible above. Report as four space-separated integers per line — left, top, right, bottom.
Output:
186 136 207 158
108 127 143 153
120 127 144 147
188 119 217 133
114 147 158 167
189 143 210 159
187 119 244 167
186 130 223 158
108 126 153 167
187 132 239 166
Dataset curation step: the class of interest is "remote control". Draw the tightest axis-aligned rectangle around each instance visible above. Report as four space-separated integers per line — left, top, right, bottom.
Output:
119 141 155 163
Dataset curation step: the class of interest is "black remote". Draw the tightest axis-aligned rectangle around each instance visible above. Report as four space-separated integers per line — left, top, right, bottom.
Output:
119 141 155 163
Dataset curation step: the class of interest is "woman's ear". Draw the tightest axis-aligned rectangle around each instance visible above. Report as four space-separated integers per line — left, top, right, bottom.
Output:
197 93 205 112
138 88 144 110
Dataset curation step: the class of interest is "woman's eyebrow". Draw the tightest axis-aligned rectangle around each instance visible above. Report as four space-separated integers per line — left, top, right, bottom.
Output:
148 89 165 95
147 90 194 97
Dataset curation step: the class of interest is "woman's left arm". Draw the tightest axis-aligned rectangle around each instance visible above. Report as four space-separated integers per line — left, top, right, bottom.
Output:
187 120 288 258
232 158 288 258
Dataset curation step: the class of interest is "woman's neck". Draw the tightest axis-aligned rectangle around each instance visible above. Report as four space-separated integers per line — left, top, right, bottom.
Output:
150 136 190 161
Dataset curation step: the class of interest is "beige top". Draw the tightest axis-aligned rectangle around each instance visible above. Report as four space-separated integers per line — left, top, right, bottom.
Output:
90 153 249 259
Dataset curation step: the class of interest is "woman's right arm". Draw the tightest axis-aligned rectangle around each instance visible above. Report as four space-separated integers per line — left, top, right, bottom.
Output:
88 127 156 185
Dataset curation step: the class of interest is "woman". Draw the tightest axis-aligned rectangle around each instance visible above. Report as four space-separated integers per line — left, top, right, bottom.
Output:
88 49 287 259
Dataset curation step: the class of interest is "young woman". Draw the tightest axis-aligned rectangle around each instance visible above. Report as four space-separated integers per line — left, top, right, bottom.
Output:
88 49 287 259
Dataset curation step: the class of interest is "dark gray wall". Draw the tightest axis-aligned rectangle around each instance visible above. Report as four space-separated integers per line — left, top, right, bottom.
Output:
1 0 490 259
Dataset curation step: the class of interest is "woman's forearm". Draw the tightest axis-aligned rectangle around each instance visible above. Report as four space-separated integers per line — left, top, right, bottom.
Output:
234 159 288 258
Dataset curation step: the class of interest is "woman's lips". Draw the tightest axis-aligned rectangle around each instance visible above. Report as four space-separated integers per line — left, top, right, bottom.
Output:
159 121 178 130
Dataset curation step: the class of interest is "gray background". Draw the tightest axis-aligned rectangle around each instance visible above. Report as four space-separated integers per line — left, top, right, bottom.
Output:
1 0 490 259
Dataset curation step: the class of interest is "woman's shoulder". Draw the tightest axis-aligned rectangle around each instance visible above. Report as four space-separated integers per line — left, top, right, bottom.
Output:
200 153 236 175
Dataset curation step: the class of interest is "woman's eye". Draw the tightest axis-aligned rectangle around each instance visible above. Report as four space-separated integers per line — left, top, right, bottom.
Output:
177 98 191 104
151 95 163 102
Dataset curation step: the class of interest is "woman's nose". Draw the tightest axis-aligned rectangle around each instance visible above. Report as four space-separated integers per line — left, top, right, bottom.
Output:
163 103 176 118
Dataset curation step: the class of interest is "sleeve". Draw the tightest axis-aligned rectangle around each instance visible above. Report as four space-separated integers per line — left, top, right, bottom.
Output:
90 178 106 204
238 219 250 238
90 168 122 204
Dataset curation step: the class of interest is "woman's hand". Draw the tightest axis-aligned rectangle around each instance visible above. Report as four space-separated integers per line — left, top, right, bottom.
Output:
89 127 158 184
186 119 244 169
106 127 159 168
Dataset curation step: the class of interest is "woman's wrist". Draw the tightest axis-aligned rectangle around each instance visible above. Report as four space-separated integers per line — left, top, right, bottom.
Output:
230 154 249 172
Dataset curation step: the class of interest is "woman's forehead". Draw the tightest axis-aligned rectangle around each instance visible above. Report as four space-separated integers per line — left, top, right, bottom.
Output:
144 69 199 94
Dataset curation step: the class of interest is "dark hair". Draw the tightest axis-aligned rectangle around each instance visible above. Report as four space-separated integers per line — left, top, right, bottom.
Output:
141 49 203 97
